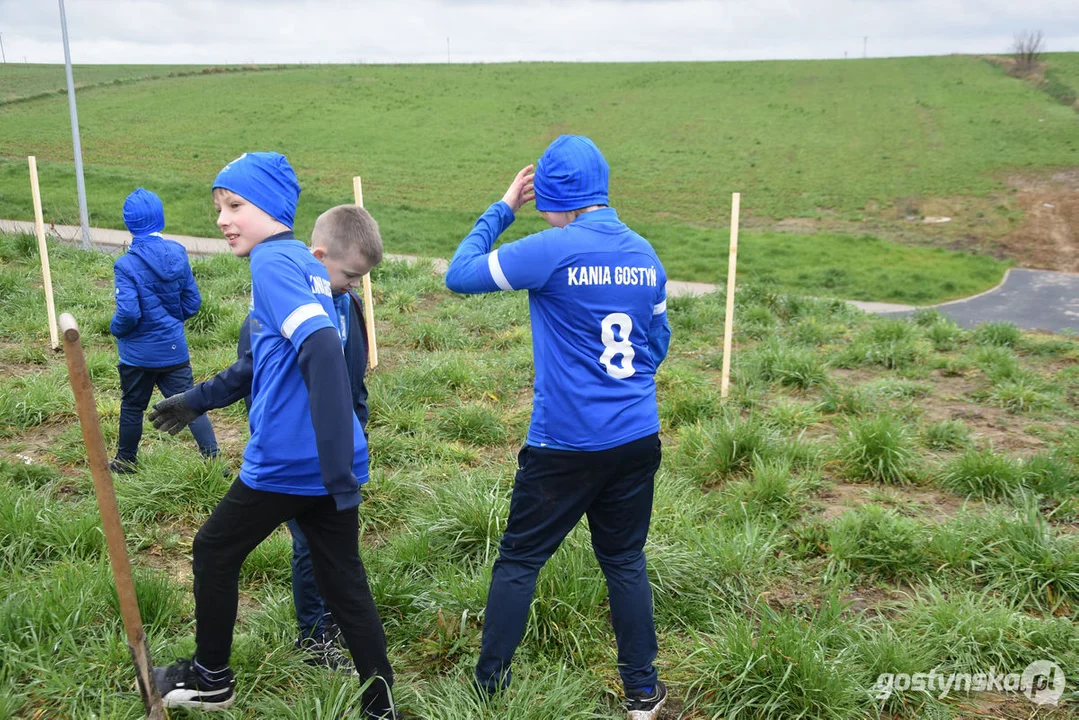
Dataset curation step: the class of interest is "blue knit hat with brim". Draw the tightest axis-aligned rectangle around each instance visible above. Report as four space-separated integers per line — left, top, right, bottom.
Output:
212 152 301 228
533 135 610 213
123 188 165 237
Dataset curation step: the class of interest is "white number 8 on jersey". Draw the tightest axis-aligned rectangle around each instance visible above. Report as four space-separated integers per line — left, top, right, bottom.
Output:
600 312 636 379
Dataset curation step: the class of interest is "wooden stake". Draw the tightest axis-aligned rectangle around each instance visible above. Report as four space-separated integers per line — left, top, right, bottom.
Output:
720 192 741 399
59 313 168 719
352 176 379 369
28 156 59 349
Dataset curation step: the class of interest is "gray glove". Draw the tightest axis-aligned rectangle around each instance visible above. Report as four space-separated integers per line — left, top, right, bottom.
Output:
148 393 200 435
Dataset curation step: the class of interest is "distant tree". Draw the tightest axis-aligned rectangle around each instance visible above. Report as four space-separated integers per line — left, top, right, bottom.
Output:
1012 30 1045 74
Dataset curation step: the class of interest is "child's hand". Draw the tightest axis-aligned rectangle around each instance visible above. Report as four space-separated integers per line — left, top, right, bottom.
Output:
501 165 535 214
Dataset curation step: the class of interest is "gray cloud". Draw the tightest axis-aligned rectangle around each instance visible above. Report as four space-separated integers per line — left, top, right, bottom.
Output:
0 0 1076 64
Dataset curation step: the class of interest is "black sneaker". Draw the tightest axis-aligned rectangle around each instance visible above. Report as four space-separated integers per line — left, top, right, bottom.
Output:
625 680 667 720
108 458 137 475
154 658 235 710
297 634 356 673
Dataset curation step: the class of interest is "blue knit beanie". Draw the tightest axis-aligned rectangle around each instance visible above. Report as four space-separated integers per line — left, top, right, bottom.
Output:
123 188 165 237
533 135 610 213
212 152 301 228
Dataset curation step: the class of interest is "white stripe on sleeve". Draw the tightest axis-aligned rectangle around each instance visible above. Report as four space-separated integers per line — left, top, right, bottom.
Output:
488 249 514 291
281 302 329 340
653 299 667 315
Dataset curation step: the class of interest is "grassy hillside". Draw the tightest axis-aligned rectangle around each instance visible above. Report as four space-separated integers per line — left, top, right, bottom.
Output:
0 63 231 104
2 55 1077 298
1 230 1077 718
1044 53 1079 106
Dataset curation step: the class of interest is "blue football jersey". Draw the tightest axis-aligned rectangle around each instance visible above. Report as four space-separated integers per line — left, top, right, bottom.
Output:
446 202 671 451
242 238 369 494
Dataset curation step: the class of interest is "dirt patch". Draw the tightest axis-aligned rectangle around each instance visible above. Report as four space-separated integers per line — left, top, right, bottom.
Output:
846 581 917 617
657 696 687 719
919 371 1049 453
998 170 1079 272
812 481 987 524
954 692 1074 719
138 539 195 586
4 423 69 462
209 416 248 456
814 482 876 522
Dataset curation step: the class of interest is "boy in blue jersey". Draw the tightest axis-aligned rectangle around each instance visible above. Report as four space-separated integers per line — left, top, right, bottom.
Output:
149 204 381 671
108 188 218 473
445 135 672 720
151 153 395 718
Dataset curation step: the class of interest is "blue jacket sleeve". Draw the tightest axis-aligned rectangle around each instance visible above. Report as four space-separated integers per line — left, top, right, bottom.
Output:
298 326 359 510
110 262 141 338
444 201 516 294
182 351 253 414
180 256 202 320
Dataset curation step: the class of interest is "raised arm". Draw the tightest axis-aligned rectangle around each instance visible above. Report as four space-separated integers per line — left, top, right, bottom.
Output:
445 165 534 295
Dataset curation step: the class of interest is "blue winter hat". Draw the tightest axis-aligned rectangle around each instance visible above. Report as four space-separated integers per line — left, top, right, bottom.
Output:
533 135 610 213
212 152 301 228
123 188 165 237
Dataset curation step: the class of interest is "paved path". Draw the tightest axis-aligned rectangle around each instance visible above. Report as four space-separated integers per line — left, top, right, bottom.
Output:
3 219 1076 333
878 268 1079 334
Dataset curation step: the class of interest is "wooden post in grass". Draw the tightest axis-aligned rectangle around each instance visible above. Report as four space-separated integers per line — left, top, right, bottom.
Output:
352 176 379 369
720 192 741 399
59 313 168 720
28 156 59 350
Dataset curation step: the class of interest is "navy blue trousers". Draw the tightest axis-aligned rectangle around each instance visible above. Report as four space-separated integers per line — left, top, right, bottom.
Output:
287 519 331 639
117 363 217 462
475 433 662 694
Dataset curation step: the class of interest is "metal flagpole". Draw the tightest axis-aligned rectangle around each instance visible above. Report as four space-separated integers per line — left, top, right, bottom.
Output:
58 0 93 250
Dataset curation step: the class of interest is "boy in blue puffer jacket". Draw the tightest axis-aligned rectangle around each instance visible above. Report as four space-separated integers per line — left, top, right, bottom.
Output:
109 188 218 473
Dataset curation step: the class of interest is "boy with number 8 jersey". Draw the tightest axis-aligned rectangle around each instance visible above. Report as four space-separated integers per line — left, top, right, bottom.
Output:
444 135 672 720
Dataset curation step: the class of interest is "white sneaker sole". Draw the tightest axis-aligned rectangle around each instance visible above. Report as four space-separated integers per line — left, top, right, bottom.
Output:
161 691 235 711
627 694 666 720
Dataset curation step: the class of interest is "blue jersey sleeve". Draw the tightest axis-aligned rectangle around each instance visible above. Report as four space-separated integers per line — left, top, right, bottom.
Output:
251 252 335 350
445 201 561 294
648 283 672 368
183 351 253 414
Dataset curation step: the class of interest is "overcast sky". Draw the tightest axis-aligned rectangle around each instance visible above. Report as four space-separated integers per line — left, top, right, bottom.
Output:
1 0 1077 65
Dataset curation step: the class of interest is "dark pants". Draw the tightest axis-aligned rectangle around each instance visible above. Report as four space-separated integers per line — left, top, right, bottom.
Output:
117 363 217 462
192 479 393 716
287 519 331 639
475 433 662 694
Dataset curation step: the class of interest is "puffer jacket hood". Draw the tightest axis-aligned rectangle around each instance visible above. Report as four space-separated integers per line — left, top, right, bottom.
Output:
123 188 166 237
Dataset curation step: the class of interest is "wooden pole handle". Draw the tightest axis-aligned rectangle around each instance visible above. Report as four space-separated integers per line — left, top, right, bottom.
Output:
59 313 167 718
720 193 740 399
353 176 379 370
28 156 59 350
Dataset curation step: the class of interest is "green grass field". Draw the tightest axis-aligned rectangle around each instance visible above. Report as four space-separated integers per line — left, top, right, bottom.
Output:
3 55 1078 300
1 231 1077 719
